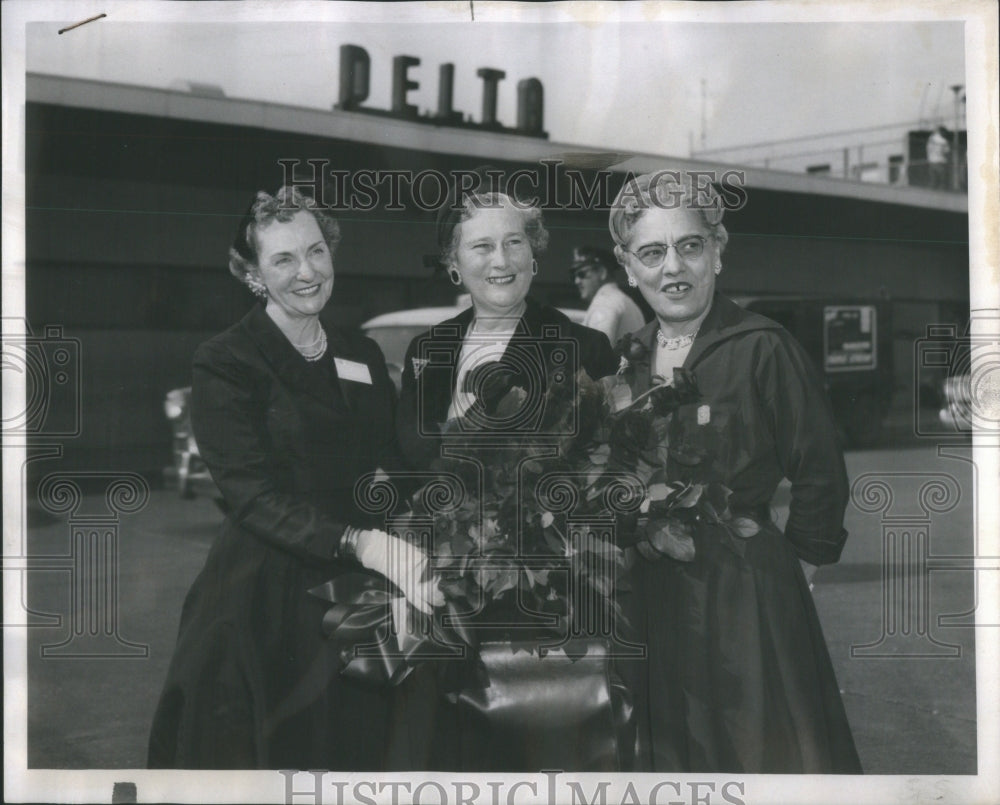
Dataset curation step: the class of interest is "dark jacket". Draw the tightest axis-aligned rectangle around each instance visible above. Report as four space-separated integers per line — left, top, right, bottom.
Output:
396 298 617 470
148 304 401 769
626 292 849 564
620 293 859 773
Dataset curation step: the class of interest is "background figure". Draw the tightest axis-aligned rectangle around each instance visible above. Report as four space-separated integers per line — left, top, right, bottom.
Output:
148 187 437 769
926 126 951 189
609 171 862 774
572 245 647 344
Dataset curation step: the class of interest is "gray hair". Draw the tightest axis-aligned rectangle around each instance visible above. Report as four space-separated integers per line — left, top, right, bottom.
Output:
608 171 728 253
441 193 549 269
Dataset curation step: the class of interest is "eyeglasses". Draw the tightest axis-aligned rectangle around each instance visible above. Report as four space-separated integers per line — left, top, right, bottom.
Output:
623 235 707 268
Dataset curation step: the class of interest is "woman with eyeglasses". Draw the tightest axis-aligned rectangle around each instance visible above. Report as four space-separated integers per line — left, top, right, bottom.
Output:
609 172 861 773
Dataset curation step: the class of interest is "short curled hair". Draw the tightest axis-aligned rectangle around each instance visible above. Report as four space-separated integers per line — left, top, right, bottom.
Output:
228 186 341 282
441 193 549 269
608 171 728 254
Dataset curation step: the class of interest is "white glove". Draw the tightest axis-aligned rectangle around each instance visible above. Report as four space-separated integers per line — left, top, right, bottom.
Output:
356 529 444 614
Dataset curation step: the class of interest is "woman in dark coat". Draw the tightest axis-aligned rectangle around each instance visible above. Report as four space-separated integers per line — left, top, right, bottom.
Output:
397 180 616 469
148 187 439 769
390 178 618 771
609 172 862 773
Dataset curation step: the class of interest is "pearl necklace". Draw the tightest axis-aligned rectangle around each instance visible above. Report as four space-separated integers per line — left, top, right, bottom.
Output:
294 328 328 362
656 329 697 350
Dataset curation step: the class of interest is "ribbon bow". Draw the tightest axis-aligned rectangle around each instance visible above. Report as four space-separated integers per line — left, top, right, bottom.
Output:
310 573 470 686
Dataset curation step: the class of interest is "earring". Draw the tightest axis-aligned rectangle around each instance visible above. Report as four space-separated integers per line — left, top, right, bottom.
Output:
246 277 268 299
627 275 637 287
714 263 722 275
531 259 539 276
448 269 463 287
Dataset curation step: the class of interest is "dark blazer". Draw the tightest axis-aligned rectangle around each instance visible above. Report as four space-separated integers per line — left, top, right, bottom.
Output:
148 304 400 769
396 298 618 469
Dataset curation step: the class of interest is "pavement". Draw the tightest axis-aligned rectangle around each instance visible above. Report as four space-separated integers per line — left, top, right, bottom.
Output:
18 444 982 773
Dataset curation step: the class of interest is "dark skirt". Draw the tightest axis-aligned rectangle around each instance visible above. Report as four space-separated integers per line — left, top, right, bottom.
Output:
622 520 862 773
147 521 392 769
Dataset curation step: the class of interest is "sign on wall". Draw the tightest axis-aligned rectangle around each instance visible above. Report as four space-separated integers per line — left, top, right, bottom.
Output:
824 305 877 371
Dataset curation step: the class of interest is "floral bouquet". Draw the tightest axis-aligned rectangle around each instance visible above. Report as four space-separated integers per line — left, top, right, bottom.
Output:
310 342 761 769
314 342 760 675
609 332 762 563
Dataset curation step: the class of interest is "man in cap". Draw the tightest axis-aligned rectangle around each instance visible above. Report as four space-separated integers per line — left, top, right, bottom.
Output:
571 245 646 345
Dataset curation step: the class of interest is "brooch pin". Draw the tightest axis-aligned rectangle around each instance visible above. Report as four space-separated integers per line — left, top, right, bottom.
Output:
411 357 429 379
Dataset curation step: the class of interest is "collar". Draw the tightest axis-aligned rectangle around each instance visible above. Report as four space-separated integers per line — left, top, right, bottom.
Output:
442 297 571 340
240 303 357 411
623 293 783 392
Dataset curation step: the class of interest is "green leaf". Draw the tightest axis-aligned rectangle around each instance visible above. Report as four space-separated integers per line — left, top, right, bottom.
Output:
645 519 696 562
588 444 611 465
492 569 519 596
674 483 704 509
730 516 760 538
633 459 657 486
543 528 565 555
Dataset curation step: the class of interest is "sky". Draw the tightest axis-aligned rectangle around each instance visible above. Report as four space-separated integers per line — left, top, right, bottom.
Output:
24 13 966 159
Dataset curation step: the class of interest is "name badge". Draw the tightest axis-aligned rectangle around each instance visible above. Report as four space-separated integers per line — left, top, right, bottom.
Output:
335 358 373 385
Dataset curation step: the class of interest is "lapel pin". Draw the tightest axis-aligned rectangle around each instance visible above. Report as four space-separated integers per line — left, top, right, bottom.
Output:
411 357 429 379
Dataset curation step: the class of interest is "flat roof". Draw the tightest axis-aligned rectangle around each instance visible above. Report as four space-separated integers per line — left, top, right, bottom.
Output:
27 72 967 215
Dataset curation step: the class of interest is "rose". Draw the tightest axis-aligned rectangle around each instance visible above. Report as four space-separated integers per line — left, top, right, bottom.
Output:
617 333 650 363
464 361 522 415
609 409 653 468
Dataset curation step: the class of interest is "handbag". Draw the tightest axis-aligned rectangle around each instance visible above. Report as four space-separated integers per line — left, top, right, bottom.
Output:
452 637 635 771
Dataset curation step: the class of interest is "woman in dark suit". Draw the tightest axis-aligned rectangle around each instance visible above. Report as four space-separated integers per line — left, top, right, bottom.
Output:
397 180 617 469
148 187 439 769
391 176 619 771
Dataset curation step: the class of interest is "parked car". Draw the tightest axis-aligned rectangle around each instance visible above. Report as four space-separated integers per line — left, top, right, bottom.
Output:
938 372 974 432
162 386 221 502
361 300 587 390
918 312 998 437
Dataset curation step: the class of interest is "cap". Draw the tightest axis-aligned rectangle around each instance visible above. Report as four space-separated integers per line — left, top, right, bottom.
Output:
570 245 617 276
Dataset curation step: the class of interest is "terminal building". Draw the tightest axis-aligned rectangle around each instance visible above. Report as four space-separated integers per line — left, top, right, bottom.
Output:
23 72 970 473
